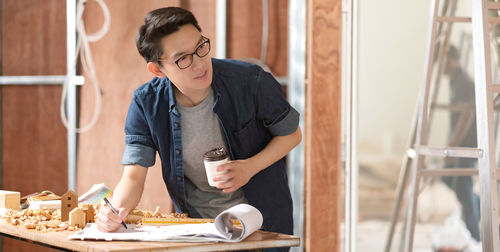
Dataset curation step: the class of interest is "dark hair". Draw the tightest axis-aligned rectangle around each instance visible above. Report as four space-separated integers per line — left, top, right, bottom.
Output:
136 7 202 63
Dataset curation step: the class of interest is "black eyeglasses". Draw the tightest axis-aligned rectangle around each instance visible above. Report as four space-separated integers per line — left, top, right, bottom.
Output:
159 37 211 70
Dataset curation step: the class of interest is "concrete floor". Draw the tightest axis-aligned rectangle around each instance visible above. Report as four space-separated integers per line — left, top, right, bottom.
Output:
355 220 434 252
351 220 481 252
349 168 483 251
352 145 486 252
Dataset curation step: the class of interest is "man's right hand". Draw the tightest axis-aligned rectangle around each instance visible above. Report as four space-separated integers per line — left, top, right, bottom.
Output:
94 165 148 232
95 205 129 232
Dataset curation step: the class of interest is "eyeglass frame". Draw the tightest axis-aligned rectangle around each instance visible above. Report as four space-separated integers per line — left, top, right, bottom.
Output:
157 36 211 70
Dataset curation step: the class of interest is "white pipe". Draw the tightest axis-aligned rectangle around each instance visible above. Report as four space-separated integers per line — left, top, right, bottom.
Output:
0 75 84 85
67 0 77 192
287 0 305 251
216 0 226 59
344 0 359 250
60 0 106 133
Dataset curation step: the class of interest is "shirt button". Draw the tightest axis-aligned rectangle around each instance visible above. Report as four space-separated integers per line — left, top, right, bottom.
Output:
177 176 182 181
175 149 180 155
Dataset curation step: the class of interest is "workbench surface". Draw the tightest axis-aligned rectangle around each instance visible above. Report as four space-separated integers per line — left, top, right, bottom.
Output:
0 219 300 251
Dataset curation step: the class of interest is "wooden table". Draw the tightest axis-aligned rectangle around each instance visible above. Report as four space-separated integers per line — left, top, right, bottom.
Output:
0 219 300 251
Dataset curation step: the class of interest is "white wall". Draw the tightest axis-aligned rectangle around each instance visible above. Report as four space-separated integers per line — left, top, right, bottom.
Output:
357 0 479 158
358 0 434 154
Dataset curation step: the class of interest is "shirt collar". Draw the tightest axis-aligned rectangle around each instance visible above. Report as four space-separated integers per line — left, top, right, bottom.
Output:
167 78 177 113
166 70 221 113
211 70 222 103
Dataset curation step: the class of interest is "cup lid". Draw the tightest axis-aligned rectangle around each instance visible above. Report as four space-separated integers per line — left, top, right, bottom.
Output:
203 147 229 161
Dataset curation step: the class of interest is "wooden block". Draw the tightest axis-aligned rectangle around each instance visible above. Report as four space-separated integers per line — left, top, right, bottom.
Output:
86 205 95 223
29 200 60 210
61 190 77 222
30 194 61 201
79 204 95 223
69 207 86 228
0 190 20 210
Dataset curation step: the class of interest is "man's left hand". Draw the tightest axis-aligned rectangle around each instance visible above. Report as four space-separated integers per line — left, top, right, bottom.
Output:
212 159 258 193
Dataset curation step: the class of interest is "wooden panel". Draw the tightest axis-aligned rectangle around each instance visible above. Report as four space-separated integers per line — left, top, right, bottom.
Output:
1 0 67 193
182 0 216 45
227 0 288 76
1 0 67 251
305 0 342 251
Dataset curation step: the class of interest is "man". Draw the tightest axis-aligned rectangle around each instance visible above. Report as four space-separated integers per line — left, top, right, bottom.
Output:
442 45 480 241
96 6 302 249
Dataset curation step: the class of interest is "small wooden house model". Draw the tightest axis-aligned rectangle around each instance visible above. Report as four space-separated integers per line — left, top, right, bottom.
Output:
61 190 77 222
69 207 86 228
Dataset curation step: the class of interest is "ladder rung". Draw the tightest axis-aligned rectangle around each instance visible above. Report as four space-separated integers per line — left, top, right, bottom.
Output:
431 103 474 111
432 102 500 111
435 16 471 23
421 168 500 180
488 2 500 10
434 16 500 25
414 146 482 158
492 84 500 93
489 17 500 24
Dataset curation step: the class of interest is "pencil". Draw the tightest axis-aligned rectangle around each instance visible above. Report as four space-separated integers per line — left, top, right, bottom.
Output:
103 197 128 229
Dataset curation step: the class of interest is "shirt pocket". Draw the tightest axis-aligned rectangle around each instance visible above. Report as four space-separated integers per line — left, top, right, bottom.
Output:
231 119 271 159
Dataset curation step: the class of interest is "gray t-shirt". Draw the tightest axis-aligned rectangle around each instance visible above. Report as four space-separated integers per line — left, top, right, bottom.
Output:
177 89 247 218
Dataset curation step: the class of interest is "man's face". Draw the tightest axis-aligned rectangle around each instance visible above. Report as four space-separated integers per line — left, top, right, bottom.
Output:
158 24 213 94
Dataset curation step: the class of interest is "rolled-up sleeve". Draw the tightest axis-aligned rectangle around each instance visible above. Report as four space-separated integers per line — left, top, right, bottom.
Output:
255 69 300 136
121 143 156 167
266 106 300 136
121 95 156 167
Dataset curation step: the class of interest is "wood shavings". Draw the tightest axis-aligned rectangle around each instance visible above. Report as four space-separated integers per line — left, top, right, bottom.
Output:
2 204 189 232
152 206 161 217
125 207 188 224
2 208 83 232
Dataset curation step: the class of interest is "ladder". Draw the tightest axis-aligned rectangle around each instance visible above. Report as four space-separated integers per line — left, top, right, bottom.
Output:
384 0 471 250
384 0 500 251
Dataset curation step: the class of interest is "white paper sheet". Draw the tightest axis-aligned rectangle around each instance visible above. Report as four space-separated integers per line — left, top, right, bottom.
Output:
68 203 263 243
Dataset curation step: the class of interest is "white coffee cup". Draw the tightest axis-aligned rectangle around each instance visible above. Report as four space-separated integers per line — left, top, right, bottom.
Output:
203 148 230 187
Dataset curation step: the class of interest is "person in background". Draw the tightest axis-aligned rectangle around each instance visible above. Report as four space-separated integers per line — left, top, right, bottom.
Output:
443 45 480 241
96 6 302 252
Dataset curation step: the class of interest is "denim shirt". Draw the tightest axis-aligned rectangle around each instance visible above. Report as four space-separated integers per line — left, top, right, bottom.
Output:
121 58 299 235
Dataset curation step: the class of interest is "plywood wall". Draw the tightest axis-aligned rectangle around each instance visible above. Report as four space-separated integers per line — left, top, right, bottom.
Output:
1 1 68 251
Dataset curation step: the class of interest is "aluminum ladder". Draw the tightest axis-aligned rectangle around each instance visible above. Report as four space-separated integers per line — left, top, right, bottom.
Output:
384 0 500 251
